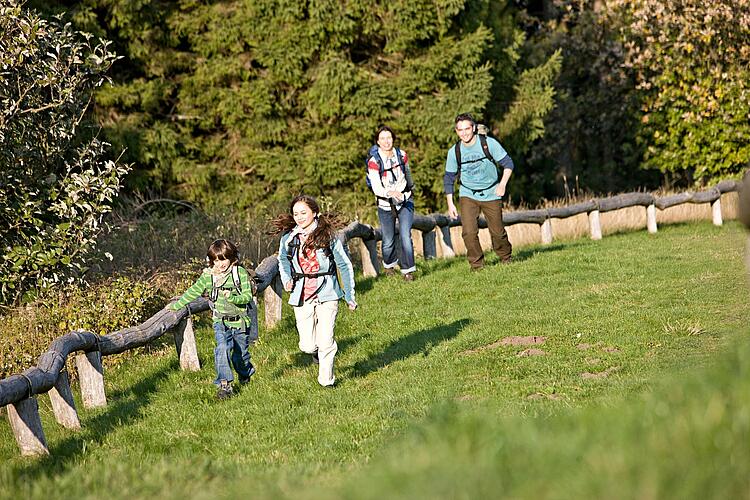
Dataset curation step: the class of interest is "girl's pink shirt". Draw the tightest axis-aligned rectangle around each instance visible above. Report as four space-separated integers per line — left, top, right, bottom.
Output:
297 232 320 301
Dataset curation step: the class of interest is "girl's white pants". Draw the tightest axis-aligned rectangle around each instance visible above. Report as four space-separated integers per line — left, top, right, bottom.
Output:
293 298 338 386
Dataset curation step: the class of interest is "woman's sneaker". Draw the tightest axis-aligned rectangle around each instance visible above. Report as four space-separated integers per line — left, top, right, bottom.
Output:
216 380 234 400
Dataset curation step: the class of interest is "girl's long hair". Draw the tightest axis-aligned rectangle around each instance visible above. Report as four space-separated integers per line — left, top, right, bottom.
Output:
269 195 346 251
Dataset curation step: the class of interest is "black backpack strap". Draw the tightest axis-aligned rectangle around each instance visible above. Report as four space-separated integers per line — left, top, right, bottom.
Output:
231 266 242 294
454 141 463 190
209 273 219 302
478 134 496 165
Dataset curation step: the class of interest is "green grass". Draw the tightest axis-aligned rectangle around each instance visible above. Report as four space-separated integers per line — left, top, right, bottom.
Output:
1 221 748 499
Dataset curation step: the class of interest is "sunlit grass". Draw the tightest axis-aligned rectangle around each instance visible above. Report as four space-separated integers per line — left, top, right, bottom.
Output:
0 221 747 499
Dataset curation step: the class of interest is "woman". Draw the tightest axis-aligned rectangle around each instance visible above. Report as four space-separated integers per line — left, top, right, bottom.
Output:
365 125 417 281
271 195 356 387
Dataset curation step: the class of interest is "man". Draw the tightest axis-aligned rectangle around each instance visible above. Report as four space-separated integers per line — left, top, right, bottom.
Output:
444 113 514 270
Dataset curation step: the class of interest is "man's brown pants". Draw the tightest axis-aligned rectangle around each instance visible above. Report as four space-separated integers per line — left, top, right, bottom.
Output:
459 197 512 269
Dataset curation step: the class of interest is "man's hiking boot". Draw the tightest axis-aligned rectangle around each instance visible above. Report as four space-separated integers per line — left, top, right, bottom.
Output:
383 268 396 277
312 350 319 364
403 272 415 282
501 256 513 264
216 380 234 400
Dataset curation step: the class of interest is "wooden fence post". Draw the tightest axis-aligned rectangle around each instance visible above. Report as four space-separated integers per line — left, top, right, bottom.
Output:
646 204 658 234
422 230 437 259
588 210 602 240
7 397 49 456
76 350 107 409
174 316 200 372
439 226 458 258
712 198 723 226
264 274 283 329
412 229 424 258
48 369 81 430
358 239 379 277
541 219 553 244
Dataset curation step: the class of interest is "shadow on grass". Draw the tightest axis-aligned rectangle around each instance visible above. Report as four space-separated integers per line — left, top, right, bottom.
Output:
345 318 472 379
511 244 569 263
417 257 463 277
355 276 377 295
13 361 174 480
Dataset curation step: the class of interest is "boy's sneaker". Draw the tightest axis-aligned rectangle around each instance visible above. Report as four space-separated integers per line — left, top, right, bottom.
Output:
216 380 234 400
312 351 319 364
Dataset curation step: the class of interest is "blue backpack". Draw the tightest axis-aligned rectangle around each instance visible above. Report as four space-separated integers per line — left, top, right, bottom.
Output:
364 145 414 202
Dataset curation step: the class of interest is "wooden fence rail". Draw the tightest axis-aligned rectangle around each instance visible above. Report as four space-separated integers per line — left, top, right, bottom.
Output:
0 180 743 456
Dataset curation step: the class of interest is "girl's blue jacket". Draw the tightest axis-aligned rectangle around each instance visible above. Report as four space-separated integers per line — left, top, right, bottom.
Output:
278 232 356 306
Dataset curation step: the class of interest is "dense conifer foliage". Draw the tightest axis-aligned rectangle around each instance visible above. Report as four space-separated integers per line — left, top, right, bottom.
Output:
29 0 561 213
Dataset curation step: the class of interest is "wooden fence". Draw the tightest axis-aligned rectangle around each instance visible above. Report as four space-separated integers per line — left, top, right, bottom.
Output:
0 180 742 457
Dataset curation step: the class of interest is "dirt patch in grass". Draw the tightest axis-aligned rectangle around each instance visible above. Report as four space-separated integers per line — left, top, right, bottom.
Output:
461 336 546 355
501 336 546 346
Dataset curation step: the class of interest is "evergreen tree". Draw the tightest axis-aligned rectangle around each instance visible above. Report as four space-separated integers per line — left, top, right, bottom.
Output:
31 0 561 214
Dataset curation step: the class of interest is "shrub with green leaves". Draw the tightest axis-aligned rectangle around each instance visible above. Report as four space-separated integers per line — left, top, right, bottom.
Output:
0 2 129 305
0 276 165 379
615 0 750 182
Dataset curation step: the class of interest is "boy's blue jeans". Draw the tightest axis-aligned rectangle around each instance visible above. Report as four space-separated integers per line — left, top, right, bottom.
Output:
213 322 254 385
377 200 416 274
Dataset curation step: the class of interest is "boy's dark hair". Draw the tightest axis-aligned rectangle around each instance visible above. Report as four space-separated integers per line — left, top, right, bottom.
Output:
207 239 239 267
374 125 397 144
268 195 346 251
455 113 476 127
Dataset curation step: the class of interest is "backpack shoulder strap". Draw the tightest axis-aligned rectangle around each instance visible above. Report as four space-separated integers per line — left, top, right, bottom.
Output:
454 141 462 168
394 148 414 192
231 265 242 293
209 273 219 302
479 134 496 166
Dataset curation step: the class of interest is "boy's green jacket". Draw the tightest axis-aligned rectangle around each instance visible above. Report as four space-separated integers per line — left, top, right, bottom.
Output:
170 265 254 328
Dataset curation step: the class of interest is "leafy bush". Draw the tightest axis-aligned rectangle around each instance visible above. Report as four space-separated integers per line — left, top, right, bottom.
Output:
0 1 129 305
0 276 166 379
615 0 750 182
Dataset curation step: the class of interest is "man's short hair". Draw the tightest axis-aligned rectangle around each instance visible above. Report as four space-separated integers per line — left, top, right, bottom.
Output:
455 113 476 127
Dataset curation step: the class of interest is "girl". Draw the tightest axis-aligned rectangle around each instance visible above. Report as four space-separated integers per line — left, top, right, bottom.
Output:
271 195 356 387
169 239 257 400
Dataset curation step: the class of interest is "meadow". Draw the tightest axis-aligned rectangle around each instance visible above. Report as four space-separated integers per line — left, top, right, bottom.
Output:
0 221 748 499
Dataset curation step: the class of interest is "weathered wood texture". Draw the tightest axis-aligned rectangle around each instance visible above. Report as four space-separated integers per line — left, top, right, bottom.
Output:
263 275 284 329
174 317 200 371
48 370 80 429
7 397 48 456
76 351 106 409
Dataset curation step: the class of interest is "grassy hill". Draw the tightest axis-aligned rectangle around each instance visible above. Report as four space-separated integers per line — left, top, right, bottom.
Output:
1 221 748 499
